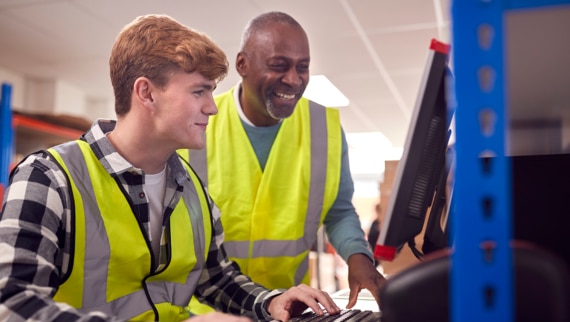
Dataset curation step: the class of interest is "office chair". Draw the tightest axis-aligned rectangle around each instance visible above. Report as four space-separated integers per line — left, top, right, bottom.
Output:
379 240 570 322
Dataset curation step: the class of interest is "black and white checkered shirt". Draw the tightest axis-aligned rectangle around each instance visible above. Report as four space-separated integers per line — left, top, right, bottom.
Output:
0 119 279 321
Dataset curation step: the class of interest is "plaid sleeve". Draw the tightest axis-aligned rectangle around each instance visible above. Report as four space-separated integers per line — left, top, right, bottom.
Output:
0 153 119 322
193 200 284 321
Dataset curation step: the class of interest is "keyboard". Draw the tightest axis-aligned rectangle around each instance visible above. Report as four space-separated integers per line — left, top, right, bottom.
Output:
289 309 381 322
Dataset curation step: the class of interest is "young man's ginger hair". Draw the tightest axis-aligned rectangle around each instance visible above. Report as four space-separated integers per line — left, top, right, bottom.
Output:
109 14 229 115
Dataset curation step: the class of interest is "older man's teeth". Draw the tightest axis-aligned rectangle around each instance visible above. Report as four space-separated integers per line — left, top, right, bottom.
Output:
276 92 295 99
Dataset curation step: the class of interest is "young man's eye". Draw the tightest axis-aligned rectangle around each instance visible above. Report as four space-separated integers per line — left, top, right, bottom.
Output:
193 90 204 96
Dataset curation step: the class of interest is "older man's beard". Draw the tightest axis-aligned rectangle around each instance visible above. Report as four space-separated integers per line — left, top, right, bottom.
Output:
265 97 296 120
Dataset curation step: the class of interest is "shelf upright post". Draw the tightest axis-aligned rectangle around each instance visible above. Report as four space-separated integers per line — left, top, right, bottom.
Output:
1 82 13 204
451 0 570 321
450 1 513 322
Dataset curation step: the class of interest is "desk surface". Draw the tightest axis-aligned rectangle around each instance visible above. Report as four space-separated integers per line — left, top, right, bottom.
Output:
330 289 380 312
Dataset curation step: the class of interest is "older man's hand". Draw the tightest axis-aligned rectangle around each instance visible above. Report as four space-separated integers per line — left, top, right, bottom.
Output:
346 253 387 310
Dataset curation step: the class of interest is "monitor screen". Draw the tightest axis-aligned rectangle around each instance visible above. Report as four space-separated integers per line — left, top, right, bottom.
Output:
374 39 453 262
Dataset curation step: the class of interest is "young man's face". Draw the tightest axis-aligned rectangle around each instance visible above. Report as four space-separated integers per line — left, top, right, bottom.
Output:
152 71 217 150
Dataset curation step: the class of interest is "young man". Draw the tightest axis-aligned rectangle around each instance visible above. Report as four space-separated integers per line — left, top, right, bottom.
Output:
182 11 387 309
0 14 340 322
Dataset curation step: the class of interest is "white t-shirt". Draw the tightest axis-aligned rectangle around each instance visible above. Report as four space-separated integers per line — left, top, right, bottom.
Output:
145 167 166 259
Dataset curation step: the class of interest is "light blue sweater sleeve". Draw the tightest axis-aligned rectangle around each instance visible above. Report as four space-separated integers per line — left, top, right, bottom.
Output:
323 129 375 263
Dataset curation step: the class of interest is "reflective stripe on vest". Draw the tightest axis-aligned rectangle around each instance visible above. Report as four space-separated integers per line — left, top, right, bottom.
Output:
184 90 341 289
49 140 212 321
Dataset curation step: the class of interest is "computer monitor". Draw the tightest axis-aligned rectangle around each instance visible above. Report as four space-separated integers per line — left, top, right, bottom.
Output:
374 39 453 262
421 144 455 256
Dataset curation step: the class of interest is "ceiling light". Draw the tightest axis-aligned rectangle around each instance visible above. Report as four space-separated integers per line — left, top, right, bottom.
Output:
303 75 349 107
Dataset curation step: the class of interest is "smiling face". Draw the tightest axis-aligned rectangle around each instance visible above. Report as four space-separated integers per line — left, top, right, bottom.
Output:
151 71 218 150
237 21 310 126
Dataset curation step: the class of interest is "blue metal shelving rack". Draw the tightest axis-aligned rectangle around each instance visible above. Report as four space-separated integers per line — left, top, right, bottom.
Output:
450 1 570 321
1 83 13 204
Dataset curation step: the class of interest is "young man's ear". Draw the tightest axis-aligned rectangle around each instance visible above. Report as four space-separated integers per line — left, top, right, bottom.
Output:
133 77 155 106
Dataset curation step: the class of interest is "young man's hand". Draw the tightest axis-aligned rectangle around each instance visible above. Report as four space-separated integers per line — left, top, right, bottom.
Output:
266 284 341 321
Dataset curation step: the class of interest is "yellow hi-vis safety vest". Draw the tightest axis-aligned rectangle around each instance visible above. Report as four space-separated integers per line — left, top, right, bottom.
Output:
49 140 212 321
180 87 341 290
